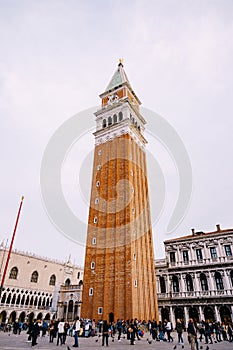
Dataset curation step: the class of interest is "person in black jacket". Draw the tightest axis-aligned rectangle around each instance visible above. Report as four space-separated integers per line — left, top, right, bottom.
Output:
187 318 197 350
102 320 109 346
31 319 41 347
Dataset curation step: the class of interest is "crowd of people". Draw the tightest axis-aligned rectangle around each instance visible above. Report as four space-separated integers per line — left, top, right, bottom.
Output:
0 317 233 348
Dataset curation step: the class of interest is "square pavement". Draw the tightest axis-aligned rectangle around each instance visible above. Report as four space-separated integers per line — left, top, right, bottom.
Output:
0 331 232 350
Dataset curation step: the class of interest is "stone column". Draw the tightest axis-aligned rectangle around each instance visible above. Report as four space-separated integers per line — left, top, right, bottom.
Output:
208 272 215 294
169 305 176 327
214 305 221 322
224 270 231 294
198 306 204 321
180 274 186 296
184 306 189 328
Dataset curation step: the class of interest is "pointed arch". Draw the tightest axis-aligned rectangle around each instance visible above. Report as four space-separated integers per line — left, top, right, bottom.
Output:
9 266 18 279
30 271 39 283
49 274 56 286
200 273 208 291
186 274 194 291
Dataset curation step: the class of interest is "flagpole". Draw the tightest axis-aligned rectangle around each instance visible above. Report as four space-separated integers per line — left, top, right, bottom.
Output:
0 196 24 299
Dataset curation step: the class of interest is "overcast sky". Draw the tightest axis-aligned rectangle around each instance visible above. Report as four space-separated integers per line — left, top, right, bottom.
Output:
1 0 233 266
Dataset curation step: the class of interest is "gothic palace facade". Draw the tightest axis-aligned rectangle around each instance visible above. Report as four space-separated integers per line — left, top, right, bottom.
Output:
0 248 83 324
156 224 233 326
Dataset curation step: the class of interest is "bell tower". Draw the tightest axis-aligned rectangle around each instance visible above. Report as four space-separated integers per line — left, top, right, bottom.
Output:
81 61 158 321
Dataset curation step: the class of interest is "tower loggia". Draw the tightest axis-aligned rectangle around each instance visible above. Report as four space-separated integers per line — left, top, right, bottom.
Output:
81 61 158 321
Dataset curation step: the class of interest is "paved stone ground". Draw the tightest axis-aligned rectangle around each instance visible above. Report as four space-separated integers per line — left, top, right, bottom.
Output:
0 331 232 350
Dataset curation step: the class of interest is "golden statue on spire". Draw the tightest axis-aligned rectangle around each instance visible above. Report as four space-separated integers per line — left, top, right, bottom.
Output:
119 58 124 66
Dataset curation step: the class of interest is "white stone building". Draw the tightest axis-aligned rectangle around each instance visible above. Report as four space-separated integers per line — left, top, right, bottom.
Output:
0 247 83 324
156 225 233 327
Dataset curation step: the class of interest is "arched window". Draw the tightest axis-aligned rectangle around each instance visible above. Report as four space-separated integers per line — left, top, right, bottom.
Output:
68 300 73 312
108 116 112 126
230 271 233 287
11 294 16 304
16 294 21 305
160 276 166 293
49 274 56 286
1 293 6 303
200 273 208 291
65 278 70 287
172 275 179 293
9 267 18 279
186 274 194 291
119 112 123 121
113 114 117 124
25 295 30 305
30 271 38 283
6 293 11 304
102 119 106 128
215 271 224 290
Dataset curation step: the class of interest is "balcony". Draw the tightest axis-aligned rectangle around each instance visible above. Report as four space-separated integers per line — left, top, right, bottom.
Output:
157 288 233 300
60 284 82 292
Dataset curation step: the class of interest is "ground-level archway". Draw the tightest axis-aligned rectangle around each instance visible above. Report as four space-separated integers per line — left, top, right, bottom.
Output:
27 312 35 323
174 307 184 321
189 307 199 322
220 306 231 323
161 307 170 322
8 311 16 323
19 312 26 322
204 306 214 322
0 310 7 323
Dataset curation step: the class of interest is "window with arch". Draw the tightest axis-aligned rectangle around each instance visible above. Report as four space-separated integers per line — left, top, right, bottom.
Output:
215 271 224 290
92 237 97 245
119 111 123 121
160 276 166 293
170 252 176 264
89 287 93 296
49 274 56 286
108 116 112 126
200 273 208 291
230 271 233 287
65 278 71 287
225 245 232 256
186 274 194 291
183 251 189 262
30 271 38 283
172 275 179 292
102 119 106 128
9 266 18 280
91 262 95 269
113 114 117 123
68 300 73 312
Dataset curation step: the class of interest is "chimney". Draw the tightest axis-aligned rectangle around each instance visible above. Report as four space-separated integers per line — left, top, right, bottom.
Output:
216 224 221 232
191 228 195 235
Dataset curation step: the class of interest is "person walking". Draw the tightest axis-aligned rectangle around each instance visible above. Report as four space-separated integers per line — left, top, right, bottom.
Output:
73 316 81 348
102 320 109 346
187 318 197 350
117 319 123 341
49 320 55 343
57 318 65 346
176 319 184 344
31 319 41 347
165 320 173 342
